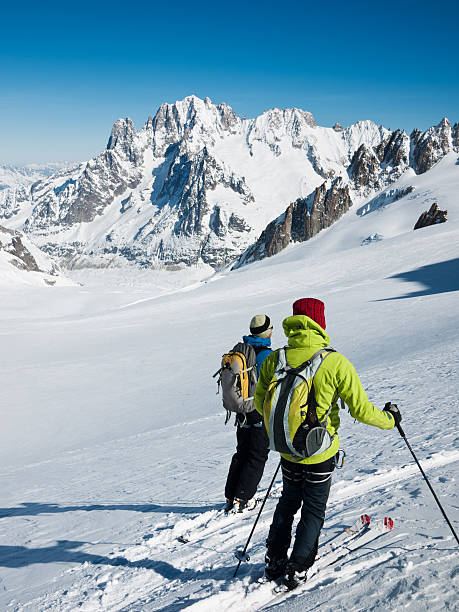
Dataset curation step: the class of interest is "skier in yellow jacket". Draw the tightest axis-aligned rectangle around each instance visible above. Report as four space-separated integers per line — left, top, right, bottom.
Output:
254 297 401 590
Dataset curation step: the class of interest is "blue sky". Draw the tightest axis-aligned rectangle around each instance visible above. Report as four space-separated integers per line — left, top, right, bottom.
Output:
1 0 458 164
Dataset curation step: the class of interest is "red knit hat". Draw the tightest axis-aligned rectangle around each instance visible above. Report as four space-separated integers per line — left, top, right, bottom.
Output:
292 298 326 330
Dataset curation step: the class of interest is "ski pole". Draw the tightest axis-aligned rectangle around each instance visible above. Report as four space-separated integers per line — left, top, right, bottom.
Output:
395 421 459 546
233 460 281 578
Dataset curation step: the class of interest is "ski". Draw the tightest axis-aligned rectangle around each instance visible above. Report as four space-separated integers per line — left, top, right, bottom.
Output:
177 497 261 545
313 516 394 572
316 513 371 559
255 517 394 610
253 515 370 588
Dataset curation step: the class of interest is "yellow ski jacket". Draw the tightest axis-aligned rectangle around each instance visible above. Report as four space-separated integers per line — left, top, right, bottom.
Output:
254 315 394 465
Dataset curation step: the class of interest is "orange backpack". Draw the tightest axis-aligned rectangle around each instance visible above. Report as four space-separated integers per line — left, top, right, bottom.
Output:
214 342 257 422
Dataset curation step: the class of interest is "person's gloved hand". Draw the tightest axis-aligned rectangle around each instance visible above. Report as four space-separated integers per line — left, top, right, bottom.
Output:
384 402 402 426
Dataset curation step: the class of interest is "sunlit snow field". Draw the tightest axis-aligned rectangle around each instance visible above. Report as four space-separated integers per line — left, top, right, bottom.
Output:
0 156 458 610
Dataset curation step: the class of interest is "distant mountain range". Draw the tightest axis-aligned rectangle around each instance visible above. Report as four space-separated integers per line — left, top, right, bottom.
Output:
0 162 74 190
0 96 457 271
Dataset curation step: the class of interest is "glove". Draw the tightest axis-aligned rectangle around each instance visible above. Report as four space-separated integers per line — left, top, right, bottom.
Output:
384 402 402 426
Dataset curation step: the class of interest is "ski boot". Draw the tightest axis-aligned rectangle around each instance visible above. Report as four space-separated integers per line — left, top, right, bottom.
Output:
279 562 307 591
264 553 287 581
232 497 257 513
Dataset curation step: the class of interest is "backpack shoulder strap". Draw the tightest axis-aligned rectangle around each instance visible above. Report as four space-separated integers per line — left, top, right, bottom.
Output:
275 347 288 374
308 348 339 425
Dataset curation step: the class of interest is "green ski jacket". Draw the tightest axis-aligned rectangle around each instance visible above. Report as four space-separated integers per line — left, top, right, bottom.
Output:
254 314 394 465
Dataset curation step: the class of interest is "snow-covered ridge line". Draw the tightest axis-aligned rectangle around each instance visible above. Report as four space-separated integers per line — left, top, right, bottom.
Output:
0 95 457 272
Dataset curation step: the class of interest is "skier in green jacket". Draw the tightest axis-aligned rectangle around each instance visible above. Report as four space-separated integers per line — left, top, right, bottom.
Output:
254 297 401 590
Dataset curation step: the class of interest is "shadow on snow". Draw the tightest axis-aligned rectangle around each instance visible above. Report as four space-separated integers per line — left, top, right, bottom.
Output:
0 540 239 610
0 501 219 519
0 540 225 575
376 258 459 301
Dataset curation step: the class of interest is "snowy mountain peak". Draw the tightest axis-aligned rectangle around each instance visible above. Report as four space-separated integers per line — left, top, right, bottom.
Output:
107 118 137 150
342 120 391 156
0 97 456 272
151 95 241 157
255 106 316 129
246 106 316 155
105 117 145 164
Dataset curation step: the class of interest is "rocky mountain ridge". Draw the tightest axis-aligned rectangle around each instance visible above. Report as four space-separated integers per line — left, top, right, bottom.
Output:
234 118 457 267
0 96 456 271
234 177 352 268
0 224 71 286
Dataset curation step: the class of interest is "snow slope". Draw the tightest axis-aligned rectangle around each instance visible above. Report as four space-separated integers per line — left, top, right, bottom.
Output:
0 156 458 610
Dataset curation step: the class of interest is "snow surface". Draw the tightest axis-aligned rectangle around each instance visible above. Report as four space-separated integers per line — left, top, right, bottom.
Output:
0 156 458 610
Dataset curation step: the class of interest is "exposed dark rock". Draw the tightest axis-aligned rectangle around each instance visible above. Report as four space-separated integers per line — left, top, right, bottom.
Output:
348 144 380 190
10 236 40 271
208 206 250 238
120 194 134 213
250 208 293 262
0 226 39 272
0 224 62 275
293 177 352 241
414 203 447 230
228 213 251 233
234 177 352 268
452 123 459 153
411 118 452 174
333 122 344 132
109 146 252 269
39 241 86 266
209 205 226 238
376 129 409 167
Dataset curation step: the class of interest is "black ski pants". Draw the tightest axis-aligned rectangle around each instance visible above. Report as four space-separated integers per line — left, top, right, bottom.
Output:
266 456 334 571
224 422 269 501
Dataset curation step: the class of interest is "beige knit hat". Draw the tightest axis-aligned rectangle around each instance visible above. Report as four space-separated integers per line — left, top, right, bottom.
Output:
250 314 273 338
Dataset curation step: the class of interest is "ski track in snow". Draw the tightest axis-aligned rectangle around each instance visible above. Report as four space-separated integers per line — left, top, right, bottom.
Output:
1 156 459 611
10 448 457 612
2 349 458 611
